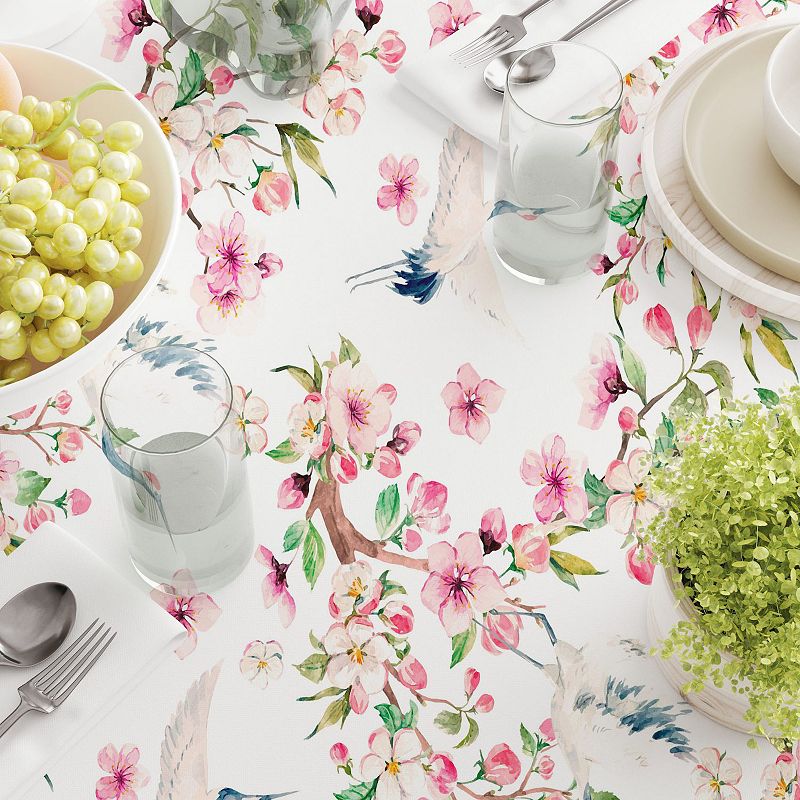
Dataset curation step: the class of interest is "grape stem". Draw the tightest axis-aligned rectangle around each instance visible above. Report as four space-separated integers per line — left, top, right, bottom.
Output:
26 82 123 152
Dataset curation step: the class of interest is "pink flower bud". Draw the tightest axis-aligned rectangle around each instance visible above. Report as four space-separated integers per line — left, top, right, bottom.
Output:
481 605 523 655
658 37 680 60
331 451 358 484
210 65 235 94
376 383 397 405
384 601 414 635
511 524 550 573
252 170 292 216
626 543 655 585
142 38 164 66
588 253 614 275
387 420 421 455
330 742 349 766
687 305 713 350
474 693 494 713
478 507 506 554
397 655 427 690
52 390 72 415
615 276 639 305
482 743 521 786
620 97 638 134
180 178 193 215
539 717 556 742
617 406 638 434
277 473 310 509
602 159 620 182
427 753 457 797
464 667 480 697
349 680 368 714
374 446 401 478
402 528 422 552
375 30 406 74
24 503 54 533
616 233 636 258
8 405 35 421
538 754 555 780
56 427 83 463
643 304 677 348
66 488 91 516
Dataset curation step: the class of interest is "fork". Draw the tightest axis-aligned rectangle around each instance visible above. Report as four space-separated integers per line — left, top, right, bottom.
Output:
0 619 116 739
451 0 557 66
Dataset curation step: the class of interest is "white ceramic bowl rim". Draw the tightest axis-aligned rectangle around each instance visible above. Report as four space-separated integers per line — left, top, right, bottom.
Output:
765 24 800 137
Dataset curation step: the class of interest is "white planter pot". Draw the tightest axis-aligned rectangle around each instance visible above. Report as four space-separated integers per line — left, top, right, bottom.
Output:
646 566 755 735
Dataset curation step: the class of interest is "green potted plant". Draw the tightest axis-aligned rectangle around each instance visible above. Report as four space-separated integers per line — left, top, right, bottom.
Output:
645 387 800 743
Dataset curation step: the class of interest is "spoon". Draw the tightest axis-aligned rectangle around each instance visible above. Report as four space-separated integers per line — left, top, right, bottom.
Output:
483 0 637 94
0 583 76 667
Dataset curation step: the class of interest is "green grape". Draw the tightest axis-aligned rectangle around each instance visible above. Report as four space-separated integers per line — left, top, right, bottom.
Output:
103 201 130 233
37 294 64 320
84 239 119 272
67 138 101 170
111 250 143 283
71 165 99 193
15 149 40 171
79 118 103 139
56 251 85 272
80 318 102 333
0 170 16 192
112 226 141 251
18 259 49 284
50 100 67 126
84 280 114 321
0 309 21 339
52 222 87 256
33 237 60 261
74 198 108 234
18 159 56 185
0 148 19 174
116 200 142 228
104 121 143 152
47 315 81 349
30 101 54 133
0 110 11 127
128 151 142 179
18 312 35 327
62 284 87 318
0 329 26 360
0 228 32 257
2 358 31 381
10 177 51 210
99 151 133 183
1 204 36 232
89 176 121 207
9 277 43 313
17 95 38 119
0 275 16 308
35 200 68 235
0 253 16 277
119 180 150 205
43 272 68 297
29 328 62 362
62 339 86 357
70 270 92 288
2 114 34 147
42 129 78 161
55 184 87 210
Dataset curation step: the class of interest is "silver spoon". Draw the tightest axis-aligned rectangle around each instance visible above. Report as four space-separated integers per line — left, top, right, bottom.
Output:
483 0 636 94
0 583 76 667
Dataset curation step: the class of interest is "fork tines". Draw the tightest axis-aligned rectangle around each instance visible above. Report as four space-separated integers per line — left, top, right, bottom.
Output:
452 25 515 66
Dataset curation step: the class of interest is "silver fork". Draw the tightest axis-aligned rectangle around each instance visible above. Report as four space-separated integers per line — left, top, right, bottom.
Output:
451 0 557 66
0 619 116 739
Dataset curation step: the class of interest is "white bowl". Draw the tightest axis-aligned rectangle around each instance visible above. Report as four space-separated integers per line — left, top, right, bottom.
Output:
0 43 180 415
764 24 800 186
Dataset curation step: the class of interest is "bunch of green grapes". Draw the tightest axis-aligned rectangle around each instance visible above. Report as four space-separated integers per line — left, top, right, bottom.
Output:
0 83 149 385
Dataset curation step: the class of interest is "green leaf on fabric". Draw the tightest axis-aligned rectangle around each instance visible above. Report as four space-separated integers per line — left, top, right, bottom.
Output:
277 128 300 207
307 694 348 738
339 335 361 365
607 196 646 228
298 685 343 701
520 723 537 757
549 557 579 590
14 470 50 506
265 438 302 463
450 621 476 668
612 334 646 402
757 324 797 377
226 123 259 138
756 387 780 408
292 130 336 196
334 780 378 800
434 709 463 735
288 23 313 48
548 525 587 546
590 792 622 800
761 317 797 340
709 295 721 321
175 49 204 108
284 520 307 551
652 413 676 463
550 550 603 576
690 270 707 308
110 427 138 447
401 701 418 730
600 272 623 293
656 250 667 286
309 630 325 651
375 484 401 535
583 505 607 530
378 570 407 599
302 520 325 588
696 360 733 404
311 351 322 391
375 703 404 735
740 325 758 381
584 469 613 507
272 364 317 392
226 0 264 58
669 377 708 418
613 289 624 335
455 715 479 748
294 652 329 683
195 12 237 64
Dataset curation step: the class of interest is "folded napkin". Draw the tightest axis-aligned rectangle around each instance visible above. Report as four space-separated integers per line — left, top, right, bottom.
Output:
0 522 180 797
397 0 713 147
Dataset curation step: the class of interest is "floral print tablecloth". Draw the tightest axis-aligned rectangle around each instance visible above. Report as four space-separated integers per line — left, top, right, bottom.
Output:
4 1 800 799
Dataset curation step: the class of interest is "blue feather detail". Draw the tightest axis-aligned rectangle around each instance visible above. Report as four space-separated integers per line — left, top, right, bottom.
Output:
216 790 296 799
390 247 444 305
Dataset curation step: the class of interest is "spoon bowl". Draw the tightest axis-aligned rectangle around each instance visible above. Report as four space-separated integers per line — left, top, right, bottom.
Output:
0 583 76 667
484 47 554 94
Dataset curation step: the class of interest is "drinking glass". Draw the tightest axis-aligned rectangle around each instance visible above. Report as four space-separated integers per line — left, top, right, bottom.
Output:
100 346 253 591
492 42 623 284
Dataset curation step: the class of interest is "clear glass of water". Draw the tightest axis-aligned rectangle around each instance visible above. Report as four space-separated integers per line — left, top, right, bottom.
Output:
492 42 623 284
100 346 253 591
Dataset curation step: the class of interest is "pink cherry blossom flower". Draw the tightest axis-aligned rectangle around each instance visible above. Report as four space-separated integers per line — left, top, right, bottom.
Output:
150 569 221 659
396 654 428 690
255 251 283 279
8 405 35 421
326 361 394 454
615 276 639 305
421 532 505 636
142 38 163 67
511 523 551 572
330 742 350 766
329 561 382 618
24 503 54 533
475 693 494 713
429 0 480 47
56 427 84 463
521 434 588 523
0 512 18 551
277 473 311 509
210 65 235 94
192 102 252 188
303 65 346 119
288 393 331 459
626 543 655 585
361 727 426 800
190 271 261 334
577 336 629 430
52 390 72 414
101 0 153 62
323 89 366 136
180 177 193 214
482 743 521 786
67 488 92 516
0 450 20 501
374 447 401 478
95 743 149 800
384 600 414 635
356 0 383 31
689 0 764 43
374 30 406 73
477 507 506 554
441 363 505 444
692 747 742 800
253 170 293 215
427 753 458 797
219 385 268 456
386 421 421 455
760 758 794 800
138 82 205 171
406 472 450 537
618 406 638 434
729 296 762 331
377 154 429 226
324 617 393 711
688 305 713 350
644 304 678 348
332 29 368 81
331 450 359 483
659 37 681 59
255 545 296 627
481 605 523 655
619 97 638 134
538 755 555 780
239 639 284 688
539 718 556 742
402 528 422 552
464 667 480 696
605 449 659 534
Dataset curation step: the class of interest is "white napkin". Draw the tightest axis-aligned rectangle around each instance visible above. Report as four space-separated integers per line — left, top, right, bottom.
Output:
396 0 714 147
0 522 180 797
